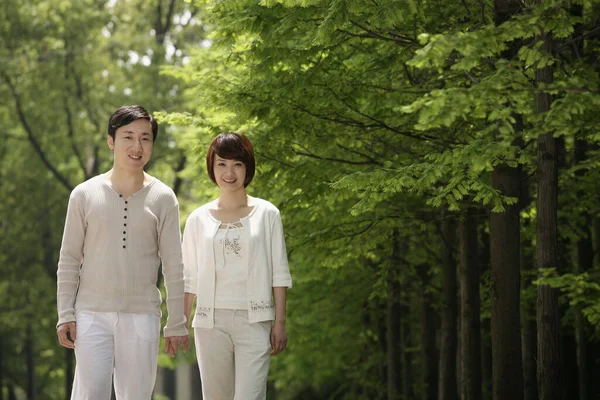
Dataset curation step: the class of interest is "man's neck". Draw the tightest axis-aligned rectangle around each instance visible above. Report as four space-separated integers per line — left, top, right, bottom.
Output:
105 168 150 198
107 167 146 185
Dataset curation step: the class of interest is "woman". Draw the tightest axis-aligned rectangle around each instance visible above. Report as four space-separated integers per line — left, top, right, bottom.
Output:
183 132 292 400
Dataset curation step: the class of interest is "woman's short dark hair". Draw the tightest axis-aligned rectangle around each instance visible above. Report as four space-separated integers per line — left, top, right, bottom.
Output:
107 105 158 141
206 132 255 188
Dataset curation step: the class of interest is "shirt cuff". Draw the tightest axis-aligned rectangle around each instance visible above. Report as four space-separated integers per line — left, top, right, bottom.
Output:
273 275 293 288
163 316 189 337
56 314 76 329
184 280 197 294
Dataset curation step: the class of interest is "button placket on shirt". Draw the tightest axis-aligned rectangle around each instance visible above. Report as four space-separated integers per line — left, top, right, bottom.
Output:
120 194 129 249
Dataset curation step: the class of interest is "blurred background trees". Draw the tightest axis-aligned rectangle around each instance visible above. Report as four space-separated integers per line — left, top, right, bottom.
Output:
2 0 600 399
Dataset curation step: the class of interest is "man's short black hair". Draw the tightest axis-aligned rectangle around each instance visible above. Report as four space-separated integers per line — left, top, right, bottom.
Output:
107 105 158 141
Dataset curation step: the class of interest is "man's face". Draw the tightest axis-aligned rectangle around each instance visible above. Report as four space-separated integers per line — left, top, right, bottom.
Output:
107 119 154 171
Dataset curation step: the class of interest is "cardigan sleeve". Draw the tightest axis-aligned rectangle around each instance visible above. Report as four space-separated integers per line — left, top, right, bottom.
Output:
158 203 188 337
182 211 199 295
270 210 292 288
56 190 86 328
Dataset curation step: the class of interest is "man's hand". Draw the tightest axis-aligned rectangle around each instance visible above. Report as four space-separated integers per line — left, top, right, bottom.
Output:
165 335 190 357
57 322 76 349
270 320 287 355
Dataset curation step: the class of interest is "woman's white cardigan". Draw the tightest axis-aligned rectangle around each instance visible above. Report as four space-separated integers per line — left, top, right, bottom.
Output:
183 198 292 328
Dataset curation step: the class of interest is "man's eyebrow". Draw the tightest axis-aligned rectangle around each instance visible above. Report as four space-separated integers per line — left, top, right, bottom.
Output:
122 130 152 135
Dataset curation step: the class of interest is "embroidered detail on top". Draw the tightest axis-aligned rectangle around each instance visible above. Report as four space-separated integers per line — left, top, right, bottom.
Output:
250 300 275 312
219 235 242 257
195 306 212 318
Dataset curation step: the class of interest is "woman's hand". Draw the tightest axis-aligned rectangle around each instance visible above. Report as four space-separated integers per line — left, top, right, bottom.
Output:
165 335 189 357
270 320 287 355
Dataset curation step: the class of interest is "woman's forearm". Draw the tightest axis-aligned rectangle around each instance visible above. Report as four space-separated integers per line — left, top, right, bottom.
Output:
184 292 196 327
273 287 287 322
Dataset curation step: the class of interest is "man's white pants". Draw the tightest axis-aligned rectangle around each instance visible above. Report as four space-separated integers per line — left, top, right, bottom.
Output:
195 309 272 400
71 311 160 400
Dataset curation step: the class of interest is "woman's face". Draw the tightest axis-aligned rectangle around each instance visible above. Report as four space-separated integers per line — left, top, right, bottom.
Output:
213 156 247 191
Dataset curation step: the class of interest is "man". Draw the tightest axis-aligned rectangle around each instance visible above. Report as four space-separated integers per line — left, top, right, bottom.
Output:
56 105 189 399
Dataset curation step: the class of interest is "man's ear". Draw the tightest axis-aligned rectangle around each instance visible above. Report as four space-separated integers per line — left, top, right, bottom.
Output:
107 135 114 150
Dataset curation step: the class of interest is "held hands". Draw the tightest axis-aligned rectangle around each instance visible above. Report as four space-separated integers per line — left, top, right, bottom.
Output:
164 335 190 358
57 322 77 349
270 320 287 355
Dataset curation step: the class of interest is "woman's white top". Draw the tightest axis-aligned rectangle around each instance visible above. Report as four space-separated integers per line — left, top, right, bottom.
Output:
183 197 292 328
214 222 248 310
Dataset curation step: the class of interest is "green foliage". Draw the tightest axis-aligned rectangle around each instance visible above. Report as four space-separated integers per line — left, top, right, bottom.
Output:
0 0 207 395
3 0 600 396
536 268 600 331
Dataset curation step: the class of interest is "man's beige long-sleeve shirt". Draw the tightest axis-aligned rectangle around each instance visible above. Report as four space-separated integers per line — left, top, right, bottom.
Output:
57 173 187 337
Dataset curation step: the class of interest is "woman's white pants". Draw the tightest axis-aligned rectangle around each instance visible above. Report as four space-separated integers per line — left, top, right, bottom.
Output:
194 309 272 400
70 311 160 400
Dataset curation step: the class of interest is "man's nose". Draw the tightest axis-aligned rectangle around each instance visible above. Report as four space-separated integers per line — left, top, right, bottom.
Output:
132 139 142 149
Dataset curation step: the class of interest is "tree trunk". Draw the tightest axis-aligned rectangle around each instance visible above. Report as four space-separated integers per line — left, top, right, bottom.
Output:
65 348 73 399
387 245 401 400
0 336 3 400
521 241 538 400
460 208 481 400
418 264 438 400
400 300 412 400
491 0 527 395
594 218 600 266
480 321 492 400
535 28 562 400
479 227 492 400
192 362 203 398
574 139 592 400
438 217 458 400
26 323 36 400
490 163 524 400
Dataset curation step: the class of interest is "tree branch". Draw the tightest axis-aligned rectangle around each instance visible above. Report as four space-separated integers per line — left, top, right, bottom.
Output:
1 72 73 191
172 153 186 197
164 0 176 36
324 86 440 142
155 0 177 45
255 151 295 169
336 143 382 164
293 141 381 166
340 20 418 47
66 52 102 177
293 103 381 130
63 102 88 178
63 43 88 179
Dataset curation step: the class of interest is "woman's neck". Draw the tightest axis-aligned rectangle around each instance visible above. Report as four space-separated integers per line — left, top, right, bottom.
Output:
217 189 248 210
